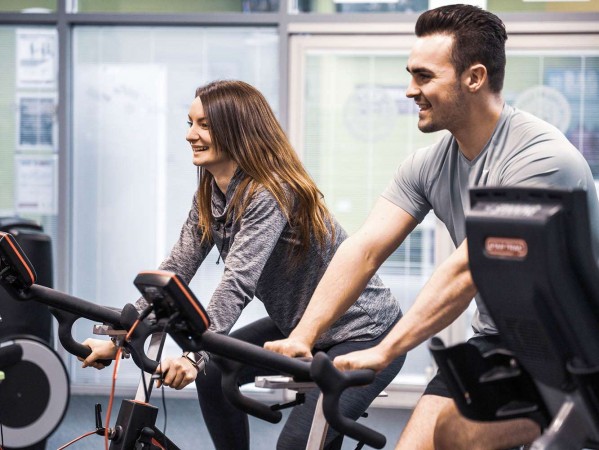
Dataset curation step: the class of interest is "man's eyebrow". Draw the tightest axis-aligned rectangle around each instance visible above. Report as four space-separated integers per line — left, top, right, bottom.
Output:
406 66 430 75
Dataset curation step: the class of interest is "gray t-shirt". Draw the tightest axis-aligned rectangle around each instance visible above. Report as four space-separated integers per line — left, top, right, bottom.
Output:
137 169 401 348
382 104 599 335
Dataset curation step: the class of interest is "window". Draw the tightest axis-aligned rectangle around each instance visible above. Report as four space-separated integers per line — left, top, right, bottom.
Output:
74 0 280 13
0 26 59 252
0 1 55 13
70 25 279 386
504 52 599 176
290 35 444 387
292 0 599 14
289 32 599 394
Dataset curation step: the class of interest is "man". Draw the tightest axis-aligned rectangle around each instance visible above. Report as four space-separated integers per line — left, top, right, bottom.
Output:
265 4 599 449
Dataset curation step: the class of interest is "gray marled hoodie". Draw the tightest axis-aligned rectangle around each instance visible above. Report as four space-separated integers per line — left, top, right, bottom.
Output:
137 170 401 348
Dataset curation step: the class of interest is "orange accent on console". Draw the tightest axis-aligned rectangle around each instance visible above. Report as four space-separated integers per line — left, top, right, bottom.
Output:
0 231 36 285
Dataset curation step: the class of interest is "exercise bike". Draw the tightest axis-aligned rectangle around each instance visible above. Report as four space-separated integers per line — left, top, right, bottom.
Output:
0 231 387 449
428 188 599 450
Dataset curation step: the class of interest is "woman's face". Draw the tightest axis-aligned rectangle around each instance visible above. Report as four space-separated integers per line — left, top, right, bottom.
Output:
186 97 233 173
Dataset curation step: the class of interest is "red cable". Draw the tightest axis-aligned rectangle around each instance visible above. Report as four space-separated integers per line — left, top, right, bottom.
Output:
104 346 123 450
125 318 141 342
151 437 167 449
57 430 98 449
103 317 142 450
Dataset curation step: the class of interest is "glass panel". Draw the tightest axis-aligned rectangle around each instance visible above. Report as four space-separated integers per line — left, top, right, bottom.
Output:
293 0 427 14
488 0 599 13
301 48 444 385
0 25 59 261
75 0 279 13
293 0 599 14
504 52 599 177
71 26 278 387
0 0 55 13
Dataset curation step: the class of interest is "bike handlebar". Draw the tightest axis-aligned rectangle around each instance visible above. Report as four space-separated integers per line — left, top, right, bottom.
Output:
9 284 122 367
0 234 386 447
311 352 387 449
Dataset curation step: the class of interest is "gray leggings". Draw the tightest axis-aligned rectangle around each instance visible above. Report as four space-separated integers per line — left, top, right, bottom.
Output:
195 315 405 450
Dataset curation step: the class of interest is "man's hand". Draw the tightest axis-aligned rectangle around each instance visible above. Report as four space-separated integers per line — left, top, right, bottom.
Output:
264 337 313 359
154 356 198 390
79 338 118 369
333 347 390 373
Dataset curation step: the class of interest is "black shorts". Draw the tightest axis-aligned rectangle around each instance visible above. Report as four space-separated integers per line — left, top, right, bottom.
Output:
423 334 505 398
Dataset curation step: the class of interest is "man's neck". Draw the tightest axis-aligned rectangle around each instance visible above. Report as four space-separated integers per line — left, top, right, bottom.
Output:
454 96 504 161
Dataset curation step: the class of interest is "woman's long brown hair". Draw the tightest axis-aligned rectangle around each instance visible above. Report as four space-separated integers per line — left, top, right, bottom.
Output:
195 80 333 253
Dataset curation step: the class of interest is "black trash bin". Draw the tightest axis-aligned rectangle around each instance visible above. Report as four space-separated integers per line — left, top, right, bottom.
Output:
0 217 53 344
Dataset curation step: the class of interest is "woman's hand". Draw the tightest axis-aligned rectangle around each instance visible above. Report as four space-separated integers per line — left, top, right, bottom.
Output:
79 338 118 369
154 356 199 390
264 337 313 359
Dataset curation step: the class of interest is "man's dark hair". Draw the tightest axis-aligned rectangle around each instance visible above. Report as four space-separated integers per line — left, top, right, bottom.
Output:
415 4 508 93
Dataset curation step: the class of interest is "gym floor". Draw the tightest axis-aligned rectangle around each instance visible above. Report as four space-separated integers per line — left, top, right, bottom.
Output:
47 394 410 449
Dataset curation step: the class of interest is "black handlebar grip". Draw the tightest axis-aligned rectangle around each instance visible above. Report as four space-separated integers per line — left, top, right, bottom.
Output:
50 307 114 367
120 303 159 374
213 355 283 424
310 352 386 449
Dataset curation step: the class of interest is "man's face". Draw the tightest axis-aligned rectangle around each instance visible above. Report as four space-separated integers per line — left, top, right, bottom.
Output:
406 33 466 134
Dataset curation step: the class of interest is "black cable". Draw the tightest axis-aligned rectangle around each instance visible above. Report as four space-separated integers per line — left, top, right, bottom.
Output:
160 319 169 450
128 345 150 403
161 377 168 450
141 364 149 403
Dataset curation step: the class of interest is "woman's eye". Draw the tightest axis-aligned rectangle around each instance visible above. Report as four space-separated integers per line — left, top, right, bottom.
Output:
200 122 209 130
186 120 192 127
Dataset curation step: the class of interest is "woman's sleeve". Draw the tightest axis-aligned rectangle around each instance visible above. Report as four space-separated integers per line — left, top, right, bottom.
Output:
135 193 214 312
206 188 288 335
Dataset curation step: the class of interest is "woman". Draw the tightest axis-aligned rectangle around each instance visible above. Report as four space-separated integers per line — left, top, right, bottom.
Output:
82 80 405 450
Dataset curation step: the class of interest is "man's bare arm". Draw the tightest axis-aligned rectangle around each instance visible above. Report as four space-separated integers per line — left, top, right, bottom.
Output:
265 197 417 356
334 239 477 371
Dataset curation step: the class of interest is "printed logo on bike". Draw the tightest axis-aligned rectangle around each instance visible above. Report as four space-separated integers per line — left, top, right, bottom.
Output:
484 237 528 260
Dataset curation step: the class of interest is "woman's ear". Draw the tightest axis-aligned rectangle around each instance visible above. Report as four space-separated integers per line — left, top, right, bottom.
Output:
463 63 487 93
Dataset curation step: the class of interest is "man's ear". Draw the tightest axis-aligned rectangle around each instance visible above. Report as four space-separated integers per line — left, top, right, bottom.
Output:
463 64 487 93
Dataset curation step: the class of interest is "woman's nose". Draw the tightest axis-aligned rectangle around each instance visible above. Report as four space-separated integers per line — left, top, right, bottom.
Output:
186 127 197 142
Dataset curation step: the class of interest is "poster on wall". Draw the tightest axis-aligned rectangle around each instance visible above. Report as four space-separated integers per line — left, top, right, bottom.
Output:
16 94 57 151
15 154 58 215
16 28 57 89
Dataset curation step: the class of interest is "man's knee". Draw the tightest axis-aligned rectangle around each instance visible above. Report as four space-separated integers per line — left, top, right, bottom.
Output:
433 403 471 450
432 403 489 450
433 403 541 450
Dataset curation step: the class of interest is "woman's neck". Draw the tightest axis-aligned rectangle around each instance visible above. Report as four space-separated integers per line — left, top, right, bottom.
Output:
210 162 239 194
